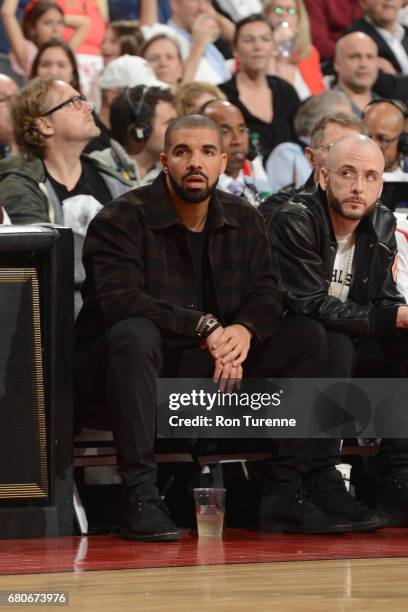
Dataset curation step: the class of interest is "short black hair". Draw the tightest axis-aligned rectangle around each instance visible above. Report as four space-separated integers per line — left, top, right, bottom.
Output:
110 85 174 146
164 113 223 152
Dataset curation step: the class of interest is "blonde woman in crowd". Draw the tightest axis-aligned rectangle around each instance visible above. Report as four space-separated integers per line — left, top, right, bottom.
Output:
263 0 325 99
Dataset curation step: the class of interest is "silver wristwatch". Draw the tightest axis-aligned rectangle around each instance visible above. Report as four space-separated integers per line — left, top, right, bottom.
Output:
196 313 221 339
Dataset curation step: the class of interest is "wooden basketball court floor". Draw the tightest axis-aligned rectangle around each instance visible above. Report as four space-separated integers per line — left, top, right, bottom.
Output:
1 529 408 611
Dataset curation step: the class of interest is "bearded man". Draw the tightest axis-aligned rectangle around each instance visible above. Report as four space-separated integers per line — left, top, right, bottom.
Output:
268 133 408 528
74 114 357 541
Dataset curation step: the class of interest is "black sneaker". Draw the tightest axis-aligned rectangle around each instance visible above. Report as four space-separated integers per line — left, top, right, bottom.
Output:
304 467 386 532
258 485 352 534
375 469 408 527
121 485 180 542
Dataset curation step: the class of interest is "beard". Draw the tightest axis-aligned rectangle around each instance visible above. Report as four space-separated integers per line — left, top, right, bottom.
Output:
168 169 219 203
327 184 377 221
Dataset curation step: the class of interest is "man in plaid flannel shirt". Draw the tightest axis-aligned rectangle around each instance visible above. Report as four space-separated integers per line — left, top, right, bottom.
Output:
75 114 352 541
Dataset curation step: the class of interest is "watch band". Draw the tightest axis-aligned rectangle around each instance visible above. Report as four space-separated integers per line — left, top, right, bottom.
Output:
196 313 220 339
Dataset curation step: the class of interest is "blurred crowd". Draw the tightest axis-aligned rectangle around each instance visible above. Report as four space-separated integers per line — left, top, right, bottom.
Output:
0 0 407 307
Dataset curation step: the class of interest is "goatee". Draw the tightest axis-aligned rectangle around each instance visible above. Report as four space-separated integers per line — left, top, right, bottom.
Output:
328 186 376 221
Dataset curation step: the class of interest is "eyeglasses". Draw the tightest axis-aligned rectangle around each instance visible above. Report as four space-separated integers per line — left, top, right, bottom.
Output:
273 6 298 16
42 94 89 117
328 169 381 184
316 142 334 152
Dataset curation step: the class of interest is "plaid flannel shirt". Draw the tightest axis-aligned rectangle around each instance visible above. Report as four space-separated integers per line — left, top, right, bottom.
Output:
75 172 283 349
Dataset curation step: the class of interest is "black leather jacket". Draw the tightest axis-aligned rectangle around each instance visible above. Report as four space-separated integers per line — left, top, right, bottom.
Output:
265 185 406 338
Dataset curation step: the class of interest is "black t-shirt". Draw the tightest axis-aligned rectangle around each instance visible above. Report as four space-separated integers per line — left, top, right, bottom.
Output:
219 74 300 163
187 226 209 312
46 159 112 208
46 159 113 316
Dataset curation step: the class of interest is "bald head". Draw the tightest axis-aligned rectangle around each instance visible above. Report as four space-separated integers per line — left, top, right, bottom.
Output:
336 32 378 59
335 32 378 93
320 133 384 225
202 99 246 133
363 101 406 132
201 99 249 178
327 134 384 173
363 101 406 171
201 98 235 114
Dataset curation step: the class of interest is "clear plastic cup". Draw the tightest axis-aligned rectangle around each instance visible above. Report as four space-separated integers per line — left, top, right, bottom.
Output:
193 488 226 539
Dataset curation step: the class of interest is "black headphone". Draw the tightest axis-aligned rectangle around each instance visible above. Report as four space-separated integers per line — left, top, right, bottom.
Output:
363 98 408 156
125 86 152 142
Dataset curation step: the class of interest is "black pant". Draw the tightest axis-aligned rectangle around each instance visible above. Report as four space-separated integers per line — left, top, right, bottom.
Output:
75 316 328 489
309 330 408 473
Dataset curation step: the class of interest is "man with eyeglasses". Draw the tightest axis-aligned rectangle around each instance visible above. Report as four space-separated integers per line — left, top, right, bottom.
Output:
0 76 132 314
363 99 408 180
200 98 272 204
267 133 408 528
260 111 367 213
0 74 18 159
363 98 408 211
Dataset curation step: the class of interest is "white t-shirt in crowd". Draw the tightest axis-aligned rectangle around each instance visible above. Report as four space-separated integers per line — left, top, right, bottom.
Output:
329 233 356 302
369 18 408 74
383 165 408 182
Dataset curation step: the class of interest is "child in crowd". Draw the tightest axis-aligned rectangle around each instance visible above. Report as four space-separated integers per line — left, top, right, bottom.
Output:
1 0 89 76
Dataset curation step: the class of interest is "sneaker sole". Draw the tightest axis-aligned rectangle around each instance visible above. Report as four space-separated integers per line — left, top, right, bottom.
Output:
348 516 387 532
121 528 181 542
376 512 408 527
257 520 352 535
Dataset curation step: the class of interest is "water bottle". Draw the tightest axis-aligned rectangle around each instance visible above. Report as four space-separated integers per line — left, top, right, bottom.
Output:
273 20 295 59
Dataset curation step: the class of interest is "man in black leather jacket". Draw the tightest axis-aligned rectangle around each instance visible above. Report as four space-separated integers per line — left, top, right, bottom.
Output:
259 112 368 216
267 132 408 527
